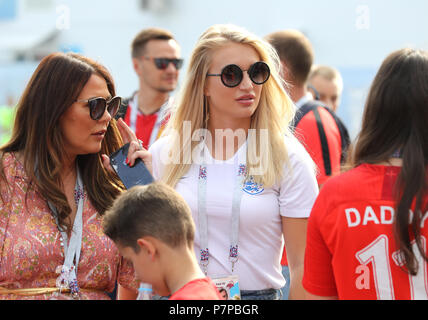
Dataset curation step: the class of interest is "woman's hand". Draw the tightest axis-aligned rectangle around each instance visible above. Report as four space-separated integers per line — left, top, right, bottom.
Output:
115 117 138 145
101 118 152 174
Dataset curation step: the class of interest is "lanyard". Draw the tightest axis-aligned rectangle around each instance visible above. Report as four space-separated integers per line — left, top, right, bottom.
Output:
129 94 172 146
197 142 247 275
47 167 84 299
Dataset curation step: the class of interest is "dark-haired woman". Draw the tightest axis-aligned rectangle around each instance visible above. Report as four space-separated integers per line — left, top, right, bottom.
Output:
0 52 148 300
303 48 428 299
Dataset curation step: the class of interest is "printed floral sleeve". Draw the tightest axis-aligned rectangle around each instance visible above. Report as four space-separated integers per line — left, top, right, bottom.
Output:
117 256 139 293
0 184 10 253
0 155 14 252
0 181 10 225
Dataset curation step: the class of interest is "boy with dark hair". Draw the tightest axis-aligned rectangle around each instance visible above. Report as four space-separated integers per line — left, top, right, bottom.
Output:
102 182 222 300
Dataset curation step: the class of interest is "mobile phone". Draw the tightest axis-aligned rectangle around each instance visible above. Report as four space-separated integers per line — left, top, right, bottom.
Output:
109 143 154 189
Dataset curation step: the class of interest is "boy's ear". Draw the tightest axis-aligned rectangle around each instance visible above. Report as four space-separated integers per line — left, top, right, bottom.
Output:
137 238 157 261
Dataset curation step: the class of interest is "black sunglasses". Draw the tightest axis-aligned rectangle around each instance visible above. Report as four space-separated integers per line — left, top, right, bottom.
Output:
144 57 184 70
75 96 121 120
206 61 270 88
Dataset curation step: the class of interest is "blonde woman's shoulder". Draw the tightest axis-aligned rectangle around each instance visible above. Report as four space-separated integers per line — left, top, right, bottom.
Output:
149 135 175 180
283 134 313 163
149 135 171 154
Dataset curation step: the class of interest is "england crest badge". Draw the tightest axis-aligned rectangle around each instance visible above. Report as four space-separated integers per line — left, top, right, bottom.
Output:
242 176 264 195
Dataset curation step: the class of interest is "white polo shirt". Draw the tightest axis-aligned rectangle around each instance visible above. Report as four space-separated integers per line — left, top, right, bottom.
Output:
149 135 318 290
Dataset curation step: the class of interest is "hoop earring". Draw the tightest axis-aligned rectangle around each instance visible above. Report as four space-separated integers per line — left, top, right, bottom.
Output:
203 95 210 129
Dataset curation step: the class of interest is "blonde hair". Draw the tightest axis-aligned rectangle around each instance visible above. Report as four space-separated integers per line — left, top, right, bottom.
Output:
309 64 343 92
161 24 295 188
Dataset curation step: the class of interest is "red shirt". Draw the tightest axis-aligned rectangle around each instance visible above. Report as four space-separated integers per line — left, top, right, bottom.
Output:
303 164 428 299
294 106 342 186
124 107 156 150
281 249 288 266
123 102 170 150
169 278 223 300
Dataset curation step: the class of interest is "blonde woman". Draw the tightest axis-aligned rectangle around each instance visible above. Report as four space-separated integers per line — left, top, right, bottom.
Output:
149 24 318 300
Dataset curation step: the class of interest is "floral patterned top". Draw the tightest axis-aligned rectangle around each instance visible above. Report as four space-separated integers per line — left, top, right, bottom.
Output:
0 153 138 300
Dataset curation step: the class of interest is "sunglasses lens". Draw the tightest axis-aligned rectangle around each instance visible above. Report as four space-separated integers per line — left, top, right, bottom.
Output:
90 98 106 120
221 65 242 87
249 62 270 85
173 59 184 70
88 97 121 120
107 97 121 117
154 58 168 70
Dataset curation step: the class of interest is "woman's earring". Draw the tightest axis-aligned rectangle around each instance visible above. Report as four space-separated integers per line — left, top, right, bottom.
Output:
203 96 210 129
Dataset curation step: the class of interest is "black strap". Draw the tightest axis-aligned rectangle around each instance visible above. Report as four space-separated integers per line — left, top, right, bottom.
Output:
312 107 332 176
292 100 351 176
331 110 350 164
291 101 318 129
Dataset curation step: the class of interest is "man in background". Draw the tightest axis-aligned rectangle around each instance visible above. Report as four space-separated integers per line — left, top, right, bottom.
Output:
308 65 344 113
116 27 183 149
266 29 350 300
265 29 349 187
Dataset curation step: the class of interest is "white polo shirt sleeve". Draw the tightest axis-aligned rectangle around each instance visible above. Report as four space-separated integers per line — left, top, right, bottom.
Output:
278 136 319 218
